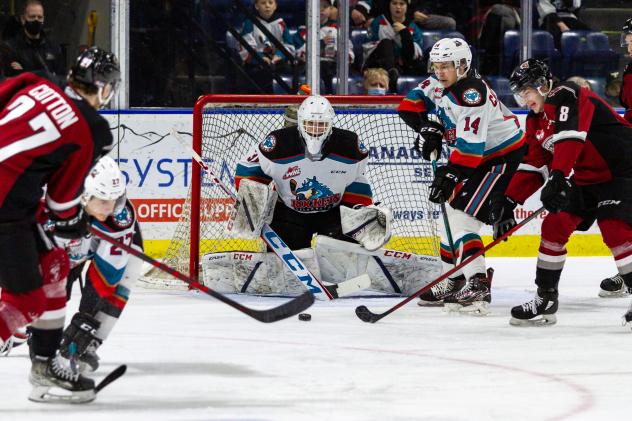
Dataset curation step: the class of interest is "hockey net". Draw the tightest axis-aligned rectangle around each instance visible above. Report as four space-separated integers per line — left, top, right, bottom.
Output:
140 95 441 289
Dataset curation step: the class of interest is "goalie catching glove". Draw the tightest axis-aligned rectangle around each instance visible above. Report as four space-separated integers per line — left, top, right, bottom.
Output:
231 179 278 237
340 204 393 251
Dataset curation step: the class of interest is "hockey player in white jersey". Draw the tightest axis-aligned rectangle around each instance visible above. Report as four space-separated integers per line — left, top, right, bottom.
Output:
398 38 525 314
202 95 438 295
48 156 143 376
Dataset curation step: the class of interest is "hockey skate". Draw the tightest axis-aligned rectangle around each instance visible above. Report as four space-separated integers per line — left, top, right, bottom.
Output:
417 275 465 306
443 269 494 315
598 274 630 298
509 288 558 326
0 328 28 357
29 354 96 403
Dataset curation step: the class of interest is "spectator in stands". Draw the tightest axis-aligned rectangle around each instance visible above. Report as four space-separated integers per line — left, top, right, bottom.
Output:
363 67 389 94
238 0 295 93
620 18 632 123
330 1 373 28
536 0 590 50
410 1 457 31
363 0 424 93
0 0 65 82
476 1 521 75
566 75 591 90
294 0 354 94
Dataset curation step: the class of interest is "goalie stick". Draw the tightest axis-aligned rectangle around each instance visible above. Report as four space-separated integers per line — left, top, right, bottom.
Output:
355 207 546 323
88 227 314 323
172 129 370 300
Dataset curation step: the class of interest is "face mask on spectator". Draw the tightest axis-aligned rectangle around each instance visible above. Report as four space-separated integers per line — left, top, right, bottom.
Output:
24 20 44 36
368 87 386 95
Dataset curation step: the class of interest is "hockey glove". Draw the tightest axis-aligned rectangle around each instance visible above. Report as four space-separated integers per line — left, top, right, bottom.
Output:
540 170 573 213
51 207 90 239
417 120 445 161
429 165 460 204
489 193 517 241
59 312 102 359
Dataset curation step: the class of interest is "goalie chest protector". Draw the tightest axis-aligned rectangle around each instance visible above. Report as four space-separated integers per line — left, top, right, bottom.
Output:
255 126 370 213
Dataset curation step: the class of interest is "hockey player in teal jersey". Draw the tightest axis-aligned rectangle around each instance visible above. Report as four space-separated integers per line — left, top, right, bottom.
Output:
398 38 525 314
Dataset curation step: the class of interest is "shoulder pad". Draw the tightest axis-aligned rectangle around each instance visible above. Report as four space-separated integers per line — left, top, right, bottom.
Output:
447 77 488 107
258 127 304 160
546 82 579 105
324 128 368 160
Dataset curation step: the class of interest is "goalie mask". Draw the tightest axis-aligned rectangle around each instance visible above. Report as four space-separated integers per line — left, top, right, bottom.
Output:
82 156 126 220
297 95 335 156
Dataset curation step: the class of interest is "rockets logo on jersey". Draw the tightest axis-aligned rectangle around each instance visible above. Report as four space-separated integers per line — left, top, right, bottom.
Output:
261 135 277 152
290 176 341 212
112 206 133 229
462 88 482 105
283 165 301 179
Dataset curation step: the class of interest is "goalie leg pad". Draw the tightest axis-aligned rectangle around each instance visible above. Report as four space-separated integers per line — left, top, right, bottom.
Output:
340 205 393 251
202 249 321 295
231 179 277 237
315 235 441 294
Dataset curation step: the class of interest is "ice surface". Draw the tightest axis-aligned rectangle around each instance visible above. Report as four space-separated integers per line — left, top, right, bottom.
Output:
1 257 630 420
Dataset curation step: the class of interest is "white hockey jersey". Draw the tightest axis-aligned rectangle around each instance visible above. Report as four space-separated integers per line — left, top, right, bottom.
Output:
398 75 524 169
52 200 141 302
235 127 373 213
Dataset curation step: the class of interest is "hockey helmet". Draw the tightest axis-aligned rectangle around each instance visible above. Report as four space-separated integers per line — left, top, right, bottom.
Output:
428 38 472 79
622 18 632 47
509 59 553 105
82 156 126 204
68 46 121 107
297 95 335 156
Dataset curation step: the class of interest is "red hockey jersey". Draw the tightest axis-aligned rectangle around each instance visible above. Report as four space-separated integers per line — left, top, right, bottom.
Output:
0 73 113 222
506 81 632 203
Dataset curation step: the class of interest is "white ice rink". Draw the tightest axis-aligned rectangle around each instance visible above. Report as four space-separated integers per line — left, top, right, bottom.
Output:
1 257 631 421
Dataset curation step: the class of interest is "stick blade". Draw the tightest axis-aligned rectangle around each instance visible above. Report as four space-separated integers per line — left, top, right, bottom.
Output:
355 305 379 323
250 291 315 323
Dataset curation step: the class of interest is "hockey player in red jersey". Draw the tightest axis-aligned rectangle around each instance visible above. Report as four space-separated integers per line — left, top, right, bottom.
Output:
0 46 120 402
494 59 632 327
620 18 632 124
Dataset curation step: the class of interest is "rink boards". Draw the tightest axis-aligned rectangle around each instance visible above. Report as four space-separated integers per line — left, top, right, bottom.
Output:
103 109 615 258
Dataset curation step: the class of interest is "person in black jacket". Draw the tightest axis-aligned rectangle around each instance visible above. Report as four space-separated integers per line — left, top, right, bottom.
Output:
1 0 65 81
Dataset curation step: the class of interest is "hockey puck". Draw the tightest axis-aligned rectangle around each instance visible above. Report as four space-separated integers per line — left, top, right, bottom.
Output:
298 313 311 321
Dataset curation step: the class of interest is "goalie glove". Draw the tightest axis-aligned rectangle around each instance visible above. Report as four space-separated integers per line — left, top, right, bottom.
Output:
340 204 393 251
230 179 278 237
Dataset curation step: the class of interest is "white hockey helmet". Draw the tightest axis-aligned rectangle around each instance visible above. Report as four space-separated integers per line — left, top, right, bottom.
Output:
429 38 472 79
82 156 126 204
297 95 335 156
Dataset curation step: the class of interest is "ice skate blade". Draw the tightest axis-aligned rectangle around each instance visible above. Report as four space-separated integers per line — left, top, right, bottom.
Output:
509 314 557 326
443 301 490 316
598 289 630 298
417 299 444 307
28 385 95 403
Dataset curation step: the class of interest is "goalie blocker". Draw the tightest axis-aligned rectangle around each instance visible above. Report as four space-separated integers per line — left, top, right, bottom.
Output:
202 235 440 295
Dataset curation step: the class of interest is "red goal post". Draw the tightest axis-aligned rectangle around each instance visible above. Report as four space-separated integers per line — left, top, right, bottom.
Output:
146 94 441 287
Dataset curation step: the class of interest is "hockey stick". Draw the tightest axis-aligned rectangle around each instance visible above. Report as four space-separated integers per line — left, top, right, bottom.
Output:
430 150 456 265
355 206 546 323
88 227 314 323
171 129 370 300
